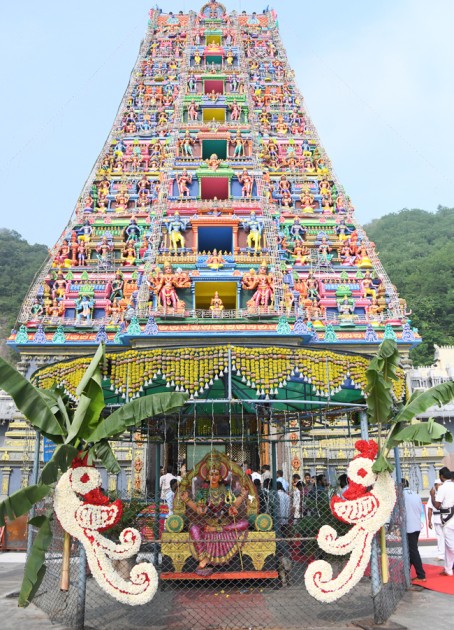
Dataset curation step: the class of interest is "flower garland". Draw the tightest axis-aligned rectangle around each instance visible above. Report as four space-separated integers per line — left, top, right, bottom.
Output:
54 461 158 606
304 440 396 603
33 345 406 401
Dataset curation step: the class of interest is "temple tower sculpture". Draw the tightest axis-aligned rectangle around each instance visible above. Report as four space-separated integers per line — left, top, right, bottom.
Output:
2 2 419 502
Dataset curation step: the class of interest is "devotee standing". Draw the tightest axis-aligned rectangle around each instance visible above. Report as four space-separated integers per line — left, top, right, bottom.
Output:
427 476 445 560
276 469 289 492
165 478 178 517
160 465 176 500
431 467 454 576
403 479 426 582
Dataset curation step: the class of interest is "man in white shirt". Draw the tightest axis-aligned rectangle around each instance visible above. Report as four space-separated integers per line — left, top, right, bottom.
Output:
427 478 445 560
160 466 176 500
276 482 291 526
165 478 178 517
276 469 289 492
261 464 271 484
431 467 454 577
403 479 426 581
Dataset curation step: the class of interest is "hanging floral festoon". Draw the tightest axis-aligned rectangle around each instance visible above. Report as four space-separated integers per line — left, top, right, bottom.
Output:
54 455 158 605
304 440 396 603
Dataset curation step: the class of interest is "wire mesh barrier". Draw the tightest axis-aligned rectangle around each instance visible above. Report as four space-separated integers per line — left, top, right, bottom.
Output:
371 484 409 624
31 479 408 630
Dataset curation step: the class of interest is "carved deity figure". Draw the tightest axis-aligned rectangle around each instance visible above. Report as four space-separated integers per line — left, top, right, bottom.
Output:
242 264 275 310
229 99 241 121
206 153 221 171
206 249 226 270
243 211 262 251
180 130 196 157
187 100 199 121
231 130 245 157
177 170 193 197
238 169 254 198
75 295 94 322
178 451 250 576
209 291 224 317
167 212 188 251
150 262 191 312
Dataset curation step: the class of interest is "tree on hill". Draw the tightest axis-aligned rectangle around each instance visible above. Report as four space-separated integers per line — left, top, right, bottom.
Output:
365 206 454 366
0 229 48 361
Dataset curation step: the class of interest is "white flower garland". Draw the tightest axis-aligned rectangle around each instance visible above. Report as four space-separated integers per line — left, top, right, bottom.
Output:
54 466 158 606
304 442 396 603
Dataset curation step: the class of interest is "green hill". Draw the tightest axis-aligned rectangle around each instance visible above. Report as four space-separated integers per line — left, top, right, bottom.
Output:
365 206 454 365
0 229 48 361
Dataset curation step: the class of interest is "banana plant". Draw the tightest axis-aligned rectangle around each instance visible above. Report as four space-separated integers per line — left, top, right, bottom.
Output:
365 339 453 474
364 339 454 583
0 343 188 606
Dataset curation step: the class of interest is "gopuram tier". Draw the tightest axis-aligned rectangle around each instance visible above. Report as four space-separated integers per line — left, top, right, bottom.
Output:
1 0 422 508
9 3 419 357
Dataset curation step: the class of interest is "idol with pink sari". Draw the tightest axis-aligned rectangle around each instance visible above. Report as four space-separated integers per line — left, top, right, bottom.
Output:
180 453 249 575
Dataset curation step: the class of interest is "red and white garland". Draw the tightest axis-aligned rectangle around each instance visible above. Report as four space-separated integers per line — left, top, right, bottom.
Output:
54 461 158 606
304 440 396 603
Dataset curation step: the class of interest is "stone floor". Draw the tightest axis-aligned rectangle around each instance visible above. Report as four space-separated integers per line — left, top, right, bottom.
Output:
0 548 452 630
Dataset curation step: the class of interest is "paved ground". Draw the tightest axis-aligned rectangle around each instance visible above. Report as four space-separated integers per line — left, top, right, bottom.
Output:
0 548 452 630
0 560 68 630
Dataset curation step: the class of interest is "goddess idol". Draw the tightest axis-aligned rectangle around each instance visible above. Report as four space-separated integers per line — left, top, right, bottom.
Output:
179 452 249 575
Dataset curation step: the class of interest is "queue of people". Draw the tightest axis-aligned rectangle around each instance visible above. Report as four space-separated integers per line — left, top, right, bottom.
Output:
160 461 339 529
250 465 334 529
403 466 454 583
430 467 454 577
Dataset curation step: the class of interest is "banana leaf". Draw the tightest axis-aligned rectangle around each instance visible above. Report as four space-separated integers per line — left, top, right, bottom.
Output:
387 418 452 449
371 452 395 473
365 340 400 425
40 444 79 485
39 387 72 435
18 514 53 607
391 380 454 425
91 440 121 474
0 485 52 526
65 344 105 444
0 357 64 439
365 371 393 426
87 392 188 442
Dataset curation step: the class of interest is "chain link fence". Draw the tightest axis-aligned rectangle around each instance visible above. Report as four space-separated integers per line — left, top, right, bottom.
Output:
31 479 408 630
372 483 409 624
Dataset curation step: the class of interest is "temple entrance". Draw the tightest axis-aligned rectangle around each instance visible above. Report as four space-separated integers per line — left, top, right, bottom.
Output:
29 346 408 630
197 226 232 252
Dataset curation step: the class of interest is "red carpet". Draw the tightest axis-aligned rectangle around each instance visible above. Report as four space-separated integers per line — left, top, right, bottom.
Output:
410 563 454 595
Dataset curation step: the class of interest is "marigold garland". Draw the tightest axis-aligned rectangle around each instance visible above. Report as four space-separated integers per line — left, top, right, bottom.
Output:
33 346 405 401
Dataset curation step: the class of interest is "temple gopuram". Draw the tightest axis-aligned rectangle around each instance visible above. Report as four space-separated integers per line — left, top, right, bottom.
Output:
2 2 422 509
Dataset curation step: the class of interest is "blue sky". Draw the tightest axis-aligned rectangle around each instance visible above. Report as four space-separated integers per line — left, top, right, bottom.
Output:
1 0 453 245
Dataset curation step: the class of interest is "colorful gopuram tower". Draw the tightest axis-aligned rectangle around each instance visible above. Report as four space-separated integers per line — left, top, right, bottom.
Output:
2 2 418 499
